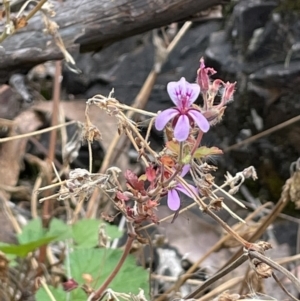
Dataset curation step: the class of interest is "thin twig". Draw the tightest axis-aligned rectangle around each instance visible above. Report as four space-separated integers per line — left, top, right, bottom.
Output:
219 185 290 270
183 254 248 299
88 140 93 173
0 121 76 143
224 114 300 152
25 0 48 21
272 272 300 301
197 277 243 301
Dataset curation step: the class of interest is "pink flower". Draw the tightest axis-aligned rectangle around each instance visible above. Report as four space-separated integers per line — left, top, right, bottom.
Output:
155 77 210 142
167 165 197 211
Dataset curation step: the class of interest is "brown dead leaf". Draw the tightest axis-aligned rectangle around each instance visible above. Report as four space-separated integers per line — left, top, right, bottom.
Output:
217 290 240 301
156 207 230 271
14 16 28 30
0 110 43 191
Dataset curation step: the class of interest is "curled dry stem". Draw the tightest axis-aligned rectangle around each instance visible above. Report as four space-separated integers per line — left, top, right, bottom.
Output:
248 250 300 294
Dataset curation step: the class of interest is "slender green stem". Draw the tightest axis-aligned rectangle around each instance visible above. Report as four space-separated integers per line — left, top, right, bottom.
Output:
178 142 183 163
92 235 135 300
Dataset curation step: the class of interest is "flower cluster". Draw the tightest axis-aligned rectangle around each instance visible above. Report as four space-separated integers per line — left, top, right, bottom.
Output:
111 58 236 218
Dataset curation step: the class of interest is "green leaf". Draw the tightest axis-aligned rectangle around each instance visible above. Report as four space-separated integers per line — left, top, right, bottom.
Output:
181 154 191 164
68 248 149 296
104 222 123 241
48 218 73 241
0 236 56 257
193 146 223 159
72 219 122 248
17 218 72 245
166 140 180 154
36 286 86 301
17 218 45 244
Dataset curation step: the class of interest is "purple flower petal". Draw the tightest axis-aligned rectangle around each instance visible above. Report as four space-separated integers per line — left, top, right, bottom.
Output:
185 82 200 106
168 78 200 108
180 164 190 177
176 183 198 198
167 189 180 211
167 77 187 106
155 108 178 131
188 109 210 133
174 115 190 141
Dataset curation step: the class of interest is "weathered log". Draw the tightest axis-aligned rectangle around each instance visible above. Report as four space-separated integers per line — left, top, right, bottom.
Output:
0 0 226 83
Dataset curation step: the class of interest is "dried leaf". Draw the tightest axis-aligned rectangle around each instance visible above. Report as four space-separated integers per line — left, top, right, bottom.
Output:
193 146 223 159
166 140 180 154
145 165 156 182
116 191 129 201
125 170 145 194
160 155 175 167
14 16 27 30
217 290 240 301
252 260 272 278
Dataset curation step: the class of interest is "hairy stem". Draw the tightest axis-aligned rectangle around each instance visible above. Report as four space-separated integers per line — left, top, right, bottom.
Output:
191 130 203 156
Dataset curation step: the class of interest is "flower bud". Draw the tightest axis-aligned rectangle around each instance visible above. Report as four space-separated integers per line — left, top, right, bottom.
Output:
196 57 216 92
222 82 236 104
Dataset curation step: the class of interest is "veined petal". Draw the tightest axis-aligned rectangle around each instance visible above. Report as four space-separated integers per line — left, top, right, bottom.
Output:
167 77 187 106
188 109 210 133
174 114 190 141
185 82 200 106
176 183 198 198
167 189 180 211
155 108 178 131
